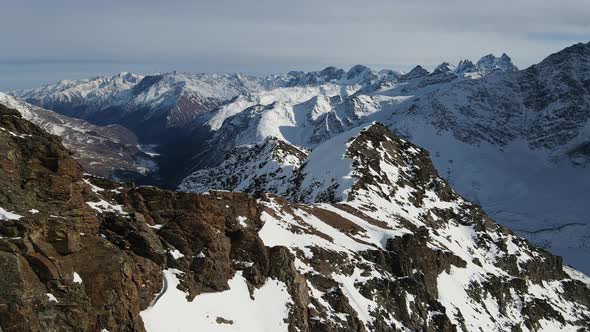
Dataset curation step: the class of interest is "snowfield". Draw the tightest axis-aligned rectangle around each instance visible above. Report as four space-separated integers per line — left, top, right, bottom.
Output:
176 45 590 274
141 270 292 332
178 123 590 331
0 207 22 221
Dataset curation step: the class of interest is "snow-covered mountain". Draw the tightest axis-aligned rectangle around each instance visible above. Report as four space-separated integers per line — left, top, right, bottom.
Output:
178 136 308 195
9 42 590 275
177 43 590 274
476 53 519 74
0 92 156 180
9 55 516 142
2 110 588 331
9 65 390 142
377 43 590 272
9 72 262 141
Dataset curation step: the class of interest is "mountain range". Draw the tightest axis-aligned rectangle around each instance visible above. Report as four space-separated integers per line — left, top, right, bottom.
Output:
1 104 588 331
0 92 157 180
1 41 590 331
11 45 588 273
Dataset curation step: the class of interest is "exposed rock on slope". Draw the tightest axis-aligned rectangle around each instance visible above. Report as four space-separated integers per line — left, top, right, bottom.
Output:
9 67 389 142
0 93 156 180
2 106 589 331
178 136 308 195
11 44 590 274
0 105 280 331
178 43 590 273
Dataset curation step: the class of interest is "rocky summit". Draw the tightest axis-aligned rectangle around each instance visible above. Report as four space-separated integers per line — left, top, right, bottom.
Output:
1 104 589 331
175 43 590 274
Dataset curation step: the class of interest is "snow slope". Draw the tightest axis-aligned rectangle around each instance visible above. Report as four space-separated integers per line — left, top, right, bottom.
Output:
381 119 590 272
11 43 590 275
252 124 590 331
3 109 589 331
0 92 157 179
179 43 590 274
141 270 292 332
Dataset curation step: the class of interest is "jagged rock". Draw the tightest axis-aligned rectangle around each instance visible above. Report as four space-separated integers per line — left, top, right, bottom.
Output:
433 62 456 74
476 53 518 73
0 92 156 180
454 60 477 76
401 65 430 80
1 104 589 332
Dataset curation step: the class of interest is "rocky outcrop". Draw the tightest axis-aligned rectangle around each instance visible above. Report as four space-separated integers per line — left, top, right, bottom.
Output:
0 94 157 181
1 104 589 331
0 104 298 330
476 53 518 74
454 60 477 76
0 104 158 331
401 65 430 80
178 136 308 195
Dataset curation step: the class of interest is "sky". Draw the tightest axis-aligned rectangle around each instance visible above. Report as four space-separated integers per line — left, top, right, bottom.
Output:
1 0 589 90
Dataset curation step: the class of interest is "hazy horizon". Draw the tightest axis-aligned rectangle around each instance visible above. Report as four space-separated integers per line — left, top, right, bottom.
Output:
2 0 589 90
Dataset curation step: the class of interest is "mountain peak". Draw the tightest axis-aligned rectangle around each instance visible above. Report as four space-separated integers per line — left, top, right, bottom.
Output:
111 71 143 85
345 64 376 83
433 62 456 74
319 66 345 76
476 53 518 73
347 64 370 72
455 59 477 75
376 69 401 81
401 65 430 80
307 66 346 83
536 41 590 68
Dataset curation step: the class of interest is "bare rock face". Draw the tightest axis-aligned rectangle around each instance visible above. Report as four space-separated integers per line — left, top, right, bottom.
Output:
178 136 308 195
1 105 589 331
0 104 304 331
0 94 157 181
0 105 160 331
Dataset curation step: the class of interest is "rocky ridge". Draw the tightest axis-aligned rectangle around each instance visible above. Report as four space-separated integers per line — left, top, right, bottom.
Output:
178 43 590 273
9 52 514 142
12 44 585 275
0 93 156 180
178 136 308 196
2 105 589 331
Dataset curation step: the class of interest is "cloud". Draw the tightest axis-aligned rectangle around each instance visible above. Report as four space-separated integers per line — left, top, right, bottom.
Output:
1 0 589 89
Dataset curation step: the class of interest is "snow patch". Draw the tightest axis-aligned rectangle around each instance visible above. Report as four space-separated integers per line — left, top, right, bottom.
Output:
169 250 184 260
141 269 292 332
73 272 83 284
84 179 105 193
87 200 127 215
237 216 248 227
46 293 58 303
0 207 22 221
